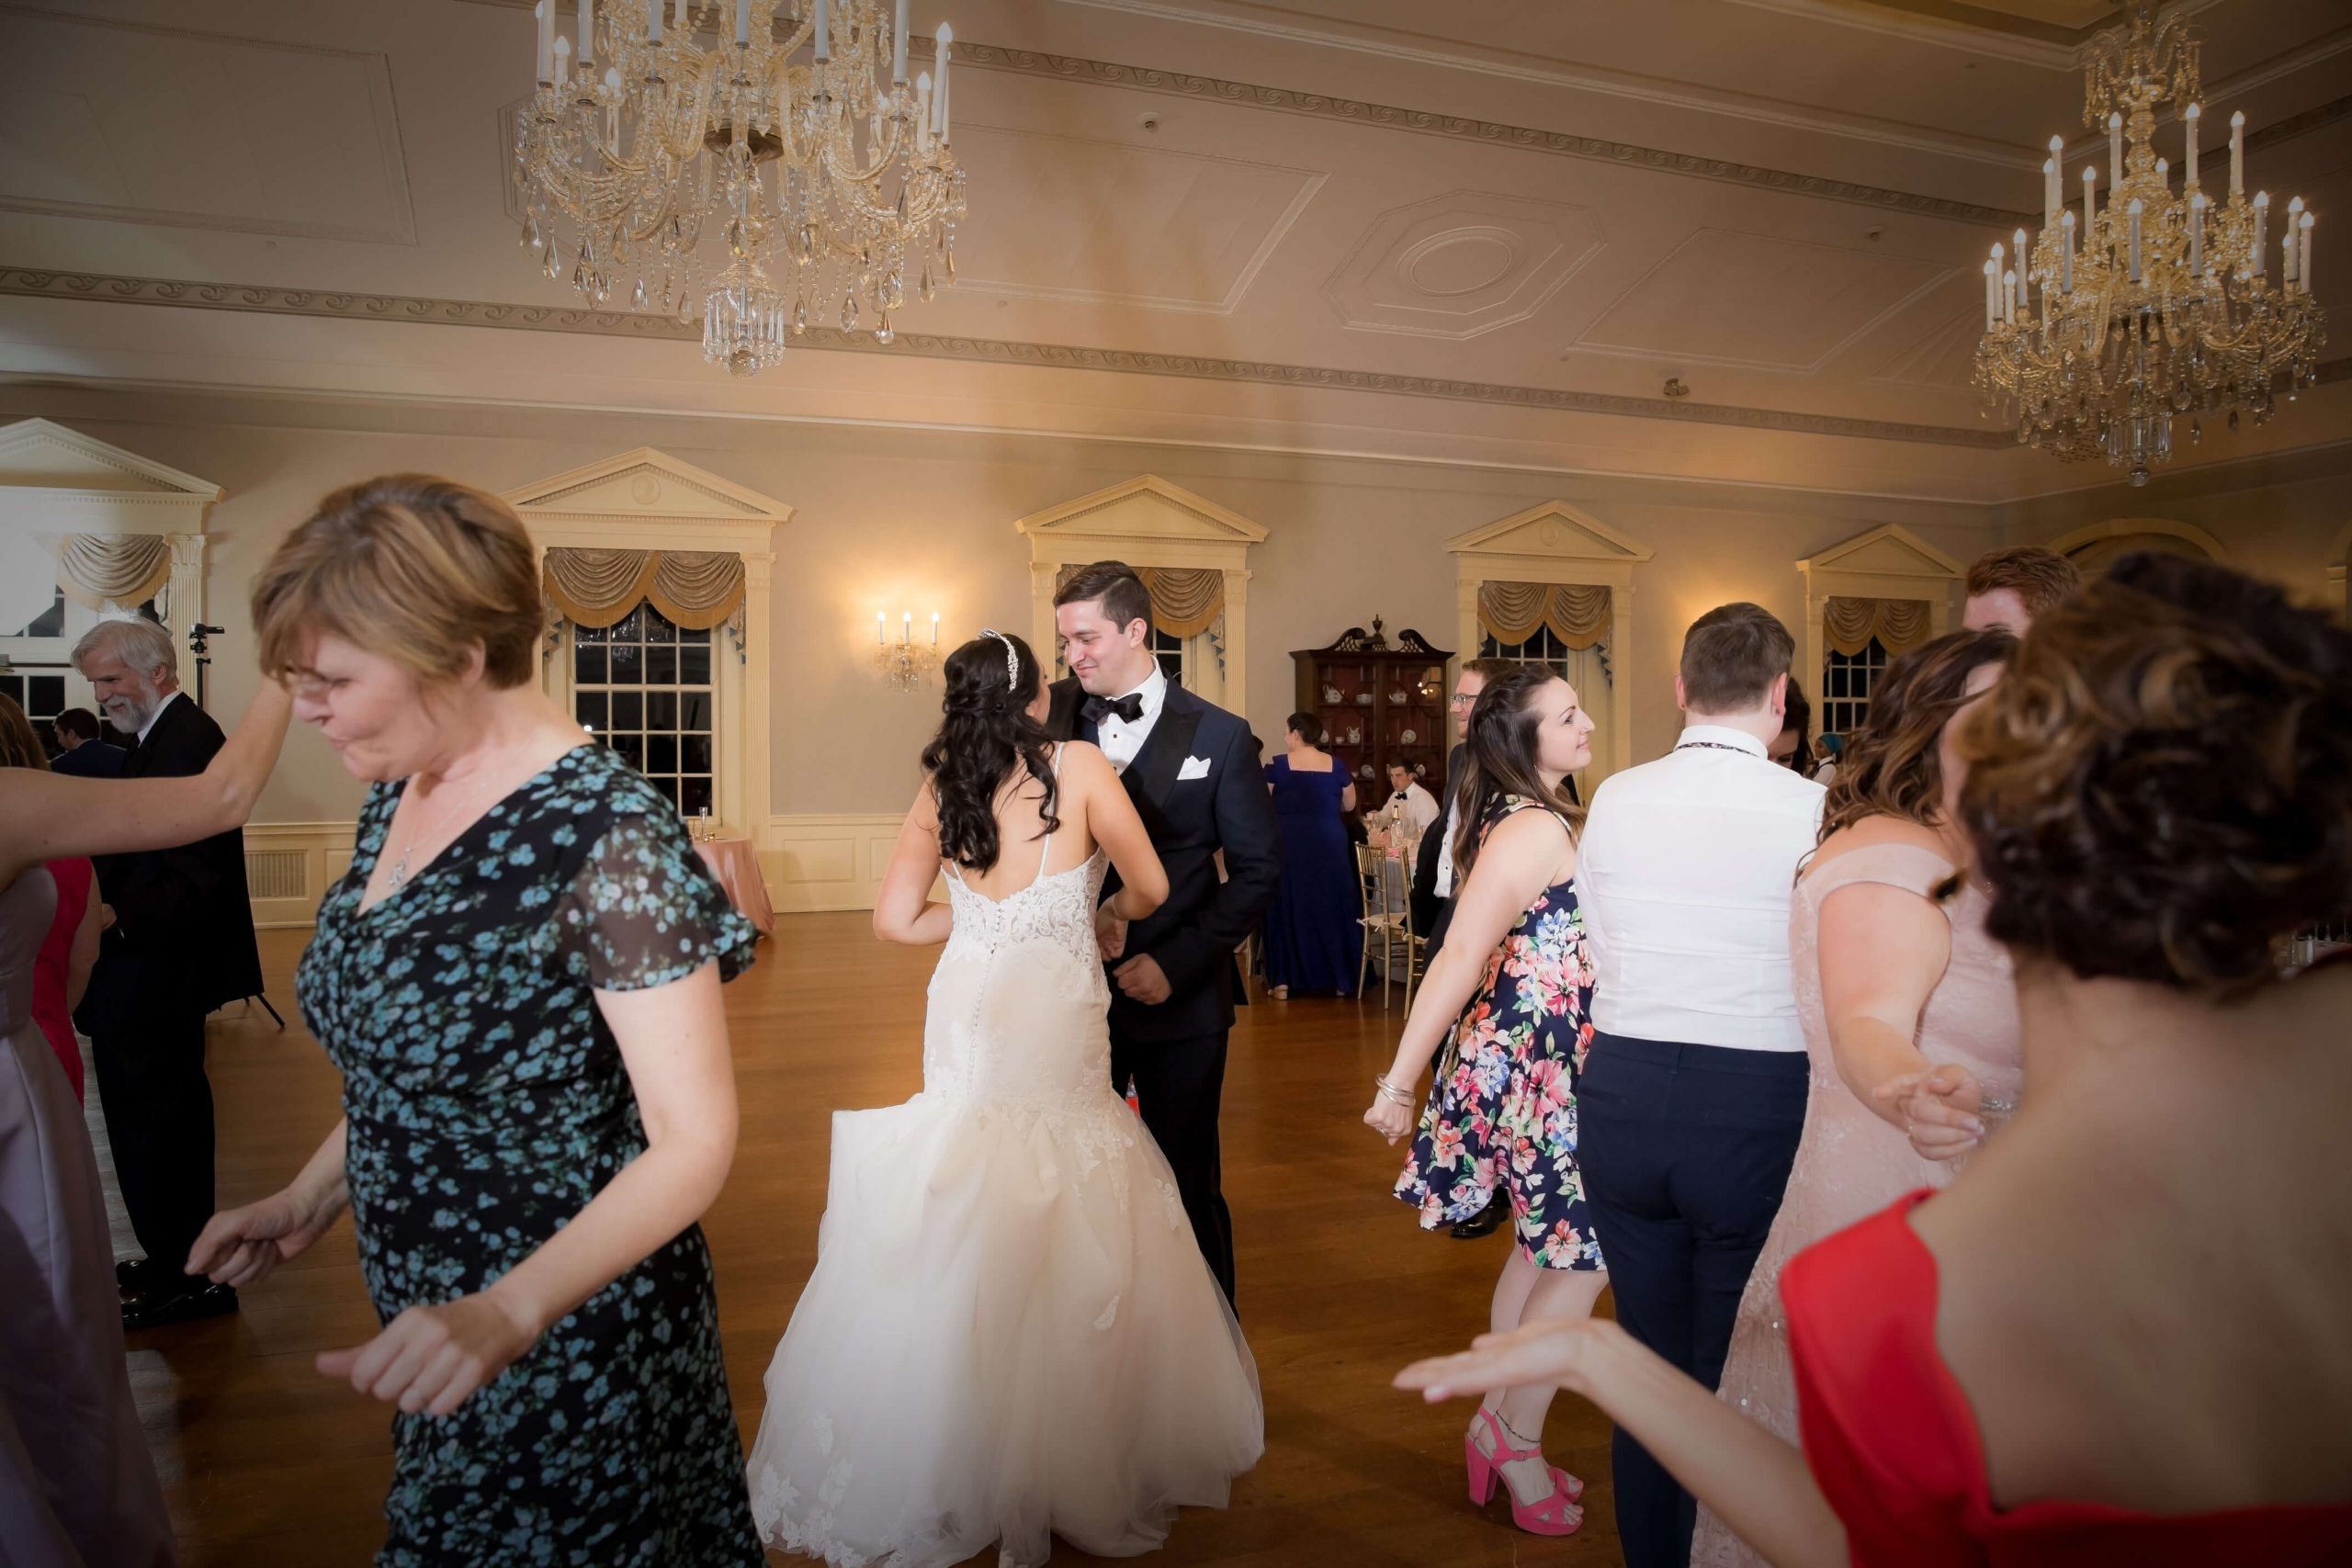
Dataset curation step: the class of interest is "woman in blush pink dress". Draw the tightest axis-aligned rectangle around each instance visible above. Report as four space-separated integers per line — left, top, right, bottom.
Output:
1691 627 2022 1568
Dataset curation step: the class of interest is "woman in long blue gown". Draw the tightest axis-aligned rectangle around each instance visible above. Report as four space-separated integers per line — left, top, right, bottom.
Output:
1262 712 1359 998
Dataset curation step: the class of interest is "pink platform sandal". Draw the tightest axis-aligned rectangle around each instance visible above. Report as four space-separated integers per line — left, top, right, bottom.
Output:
1464 1405 1584 1536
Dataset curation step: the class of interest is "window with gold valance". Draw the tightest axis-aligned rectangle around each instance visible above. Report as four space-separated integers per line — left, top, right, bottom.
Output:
54 533 175 611
1052 562 1227 638
1476 580 1613 649
542 547 747 630
1821 595 1932 656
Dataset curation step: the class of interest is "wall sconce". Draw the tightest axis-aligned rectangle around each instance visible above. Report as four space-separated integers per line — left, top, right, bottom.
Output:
876 609 940 694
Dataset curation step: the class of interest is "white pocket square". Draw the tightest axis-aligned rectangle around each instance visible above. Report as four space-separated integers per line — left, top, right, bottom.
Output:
1178 755 1213 781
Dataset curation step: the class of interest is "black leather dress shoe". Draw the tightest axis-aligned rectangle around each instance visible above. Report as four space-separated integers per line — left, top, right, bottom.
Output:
121 1280 238 1332
1448 1198 1509 1240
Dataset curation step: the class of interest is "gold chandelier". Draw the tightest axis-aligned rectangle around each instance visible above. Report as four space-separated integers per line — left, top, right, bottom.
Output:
517 0 968 378
1973 6 2323 485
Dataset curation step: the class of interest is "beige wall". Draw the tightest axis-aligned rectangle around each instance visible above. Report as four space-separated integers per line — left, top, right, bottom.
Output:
3 385 2014 824
11 385 2343 915
2001 447 2352 610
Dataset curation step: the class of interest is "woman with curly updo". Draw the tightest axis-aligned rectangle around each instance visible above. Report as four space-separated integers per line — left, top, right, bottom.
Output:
1396 553 2352 1567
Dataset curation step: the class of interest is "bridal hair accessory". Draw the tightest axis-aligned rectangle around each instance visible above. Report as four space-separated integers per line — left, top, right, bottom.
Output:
978 628 1019 688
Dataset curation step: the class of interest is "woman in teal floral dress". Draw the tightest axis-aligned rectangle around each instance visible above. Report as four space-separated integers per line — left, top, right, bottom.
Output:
187 477 763 1566
1364 667 1607 1539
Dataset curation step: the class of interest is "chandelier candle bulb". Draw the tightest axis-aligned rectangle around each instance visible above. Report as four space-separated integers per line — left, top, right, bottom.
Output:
735 0 750 47
646 0 660 46
876 612 885 645
2284 232 2299 290
1984 259 1998 328
2061 209 2075 292
2109 111 2123 186
930 612 939 645
536 0 555 83
2155 158 2167 192
2084 165 2098 232
2127 199 2143 282
814 0 830 62
2045 148 2061 220
2183 103 2199 186
2253 192 2267 274
2004 269 2018 323
2230 111 2245 197
580 0 594 66
891 0 908 82
934 25 952 136
553 30 570 78
2188 194 2203 276
2301 211 2314 293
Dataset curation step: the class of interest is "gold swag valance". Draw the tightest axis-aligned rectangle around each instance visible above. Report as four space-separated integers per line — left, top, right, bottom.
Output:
1476 580 1612 649
55 533 174 611
1823 595 1933 657
1054 563 1226 638
543 547 745 630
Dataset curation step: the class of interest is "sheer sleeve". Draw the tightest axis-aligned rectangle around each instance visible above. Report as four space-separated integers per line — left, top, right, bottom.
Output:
559 813 757 992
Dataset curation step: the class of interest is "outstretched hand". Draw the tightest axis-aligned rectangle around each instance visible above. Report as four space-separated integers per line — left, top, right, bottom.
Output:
186 1188 337 1289
317 1292 538 1417
1395 1318 1613 1403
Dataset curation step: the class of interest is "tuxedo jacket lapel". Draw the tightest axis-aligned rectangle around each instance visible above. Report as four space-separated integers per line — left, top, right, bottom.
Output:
1130 691 1201 811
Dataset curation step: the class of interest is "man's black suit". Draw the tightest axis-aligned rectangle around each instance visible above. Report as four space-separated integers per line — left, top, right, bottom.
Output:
1046 676 1279 1303
74 693 263 1279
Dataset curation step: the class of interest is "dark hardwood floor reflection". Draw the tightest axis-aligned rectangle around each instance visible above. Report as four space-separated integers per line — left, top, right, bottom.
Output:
100 918 1625 1567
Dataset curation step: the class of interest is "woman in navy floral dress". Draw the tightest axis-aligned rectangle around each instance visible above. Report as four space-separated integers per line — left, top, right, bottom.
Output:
187 477 763 1566
1364 667 1607 1539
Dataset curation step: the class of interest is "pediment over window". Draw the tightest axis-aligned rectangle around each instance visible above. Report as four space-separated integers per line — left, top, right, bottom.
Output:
1016 474 1267 570
0 418 222 500
1797 524 1962 584
505 447 794 524
1448 501 1655 572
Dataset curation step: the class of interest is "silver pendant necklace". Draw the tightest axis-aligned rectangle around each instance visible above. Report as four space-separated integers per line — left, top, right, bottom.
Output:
383 771 493 893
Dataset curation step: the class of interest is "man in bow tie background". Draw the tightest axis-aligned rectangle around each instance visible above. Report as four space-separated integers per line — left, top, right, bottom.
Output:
1047 560 1280 1306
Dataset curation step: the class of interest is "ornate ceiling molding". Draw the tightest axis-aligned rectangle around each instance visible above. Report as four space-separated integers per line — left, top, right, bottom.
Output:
0 265 2020 447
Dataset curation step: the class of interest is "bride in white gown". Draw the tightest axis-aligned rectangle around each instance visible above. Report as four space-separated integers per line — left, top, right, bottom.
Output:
748 629 1263 1568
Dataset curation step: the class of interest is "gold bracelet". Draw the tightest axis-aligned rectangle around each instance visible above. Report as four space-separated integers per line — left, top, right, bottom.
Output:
1374 1074 1416 1106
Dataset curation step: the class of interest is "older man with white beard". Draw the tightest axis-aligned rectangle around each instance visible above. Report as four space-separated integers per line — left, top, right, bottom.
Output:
70 617 262 1328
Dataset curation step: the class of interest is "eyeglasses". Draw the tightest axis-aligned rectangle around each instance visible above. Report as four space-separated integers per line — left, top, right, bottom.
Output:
1447 693 1476 707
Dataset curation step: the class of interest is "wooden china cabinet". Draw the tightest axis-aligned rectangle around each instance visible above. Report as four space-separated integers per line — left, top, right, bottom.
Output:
1289 619 1453 797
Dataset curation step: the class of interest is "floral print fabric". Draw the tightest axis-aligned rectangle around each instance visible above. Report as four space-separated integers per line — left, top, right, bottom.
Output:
1393 795 1603 1271
299 745 763 1566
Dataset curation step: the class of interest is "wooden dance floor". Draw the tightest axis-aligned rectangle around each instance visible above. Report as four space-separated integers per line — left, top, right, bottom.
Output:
98 916 1624 1566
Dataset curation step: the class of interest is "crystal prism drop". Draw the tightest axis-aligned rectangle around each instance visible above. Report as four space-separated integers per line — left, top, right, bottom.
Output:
632 277 648 310
841 294 857 333
792 298 808 334
876 312 894 345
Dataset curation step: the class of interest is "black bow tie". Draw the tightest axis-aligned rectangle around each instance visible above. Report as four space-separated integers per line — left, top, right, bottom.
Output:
1082 692 1147 726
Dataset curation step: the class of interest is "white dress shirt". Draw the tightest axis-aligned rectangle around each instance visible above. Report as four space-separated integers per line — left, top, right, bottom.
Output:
135 688 186 746
1385 781 1439 841
1574 725 1826 1052
1091 664 1168 775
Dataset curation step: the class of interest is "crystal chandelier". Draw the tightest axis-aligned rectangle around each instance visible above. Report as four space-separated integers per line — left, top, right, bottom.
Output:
1973 6 2324 485
516 0 969 378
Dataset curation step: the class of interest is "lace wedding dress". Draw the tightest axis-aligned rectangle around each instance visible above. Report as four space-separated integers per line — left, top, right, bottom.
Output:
746 798 1263 1568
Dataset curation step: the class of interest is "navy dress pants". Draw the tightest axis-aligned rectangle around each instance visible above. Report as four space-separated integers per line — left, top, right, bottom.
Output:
1577 1032 1807 1568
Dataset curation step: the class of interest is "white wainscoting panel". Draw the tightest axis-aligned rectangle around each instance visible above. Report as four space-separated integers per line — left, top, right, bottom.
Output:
245 814 909 929
242 821 357 930
759 814 907 914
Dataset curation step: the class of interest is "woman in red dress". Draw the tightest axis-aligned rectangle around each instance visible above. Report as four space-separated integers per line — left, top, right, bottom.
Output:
0 694 97 1099
1396 553 2352 1567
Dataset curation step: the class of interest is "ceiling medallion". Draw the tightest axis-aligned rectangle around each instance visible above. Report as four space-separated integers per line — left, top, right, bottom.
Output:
516 0 968 378
1973 6 2323 485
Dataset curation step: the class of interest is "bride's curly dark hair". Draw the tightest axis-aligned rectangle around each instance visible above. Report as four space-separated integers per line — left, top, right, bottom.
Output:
922 630 1060 874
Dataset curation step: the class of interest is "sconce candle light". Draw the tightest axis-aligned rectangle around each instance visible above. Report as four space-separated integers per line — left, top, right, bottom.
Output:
876 608 941 693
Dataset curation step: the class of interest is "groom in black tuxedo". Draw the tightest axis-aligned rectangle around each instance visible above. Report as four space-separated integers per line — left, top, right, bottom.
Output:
1046 561 1279 1305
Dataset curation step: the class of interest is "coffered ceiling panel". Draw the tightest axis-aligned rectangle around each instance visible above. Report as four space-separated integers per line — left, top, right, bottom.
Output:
1870 292 1992 389
0 6 413 244
946 127 1322 313
1323 190 1603 340
1572 228 1956 371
